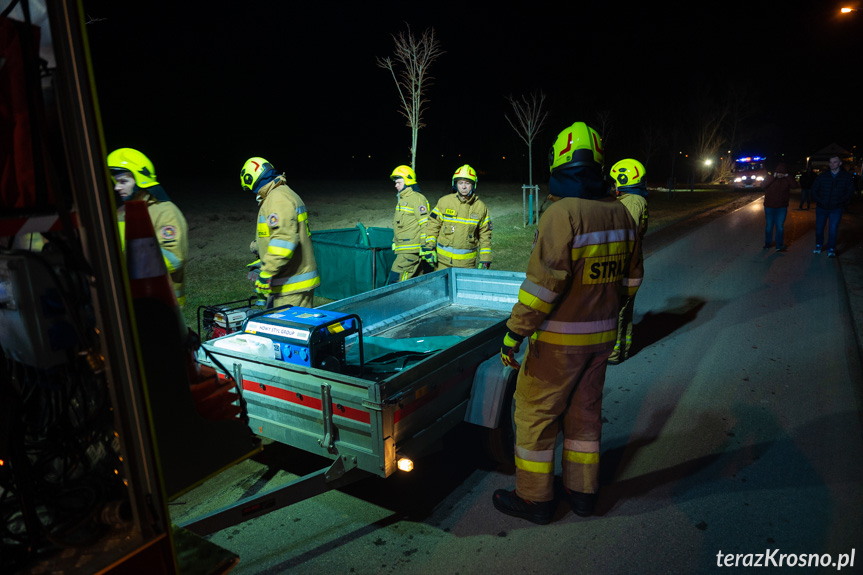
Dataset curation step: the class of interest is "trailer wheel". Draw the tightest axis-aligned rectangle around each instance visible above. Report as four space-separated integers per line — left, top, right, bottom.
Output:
480 368 517 465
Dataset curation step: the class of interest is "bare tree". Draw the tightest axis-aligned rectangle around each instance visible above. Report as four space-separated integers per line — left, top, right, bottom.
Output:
715 86 756 183
593 110 614 147
694 108 728 182
504 91 549 186
688 80 758 183
376 26 444 171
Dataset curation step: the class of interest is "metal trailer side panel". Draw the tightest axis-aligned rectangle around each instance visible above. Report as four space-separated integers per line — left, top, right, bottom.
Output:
202 349 389 477
384 323 507 460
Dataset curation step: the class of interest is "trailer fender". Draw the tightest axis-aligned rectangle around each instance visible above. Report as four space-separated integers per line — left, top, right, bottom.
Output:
465 354 519 429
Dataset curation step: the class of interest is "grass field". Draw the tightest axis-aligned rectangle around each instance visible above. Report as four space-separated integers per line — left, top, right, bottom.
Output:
176 179 762 330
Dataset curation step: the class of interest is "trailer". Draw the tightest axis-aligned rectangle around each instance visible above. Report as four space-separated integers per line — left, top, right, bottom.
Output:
180 267 524 535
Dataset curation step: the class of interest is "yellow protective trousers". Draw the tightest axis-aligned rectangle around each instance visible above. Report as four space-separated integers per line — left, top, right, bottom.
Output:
390 252 423 282
513 341 611 502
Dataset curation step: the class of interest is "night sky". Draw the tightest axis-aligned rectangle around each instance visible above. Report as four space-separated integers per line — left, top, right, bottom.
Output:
80 1 861 184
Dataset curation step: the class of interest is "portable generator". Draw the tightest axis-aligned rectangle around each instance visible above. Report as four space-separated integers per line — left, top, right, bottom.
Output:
242 305 363 373
197 297 266 341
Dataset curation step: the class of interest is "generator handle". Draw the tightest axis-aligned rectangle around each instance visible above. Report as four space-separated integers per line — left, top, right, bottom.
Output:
312 313 364 377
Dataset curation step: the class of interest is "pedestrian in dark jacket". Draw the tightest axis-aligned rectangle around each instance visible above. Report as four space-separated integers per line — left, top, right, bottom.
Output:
811 155 855 257
761 162 798 251
798 169 816 210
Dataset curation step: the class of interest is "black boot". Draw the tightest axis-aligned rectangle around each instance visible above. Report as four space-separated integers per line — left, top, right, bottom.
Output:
492 489 555 524
564 487 597 517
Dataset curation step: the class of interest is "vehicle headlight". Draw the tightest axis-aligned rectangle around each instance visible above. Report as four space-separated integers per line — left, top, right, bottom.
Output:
734 177 742 182
756 176 764 181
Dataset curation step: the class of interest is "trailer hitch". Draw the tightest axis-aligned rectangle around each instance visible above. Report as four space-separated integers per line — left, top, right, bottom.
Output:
178 453 365 536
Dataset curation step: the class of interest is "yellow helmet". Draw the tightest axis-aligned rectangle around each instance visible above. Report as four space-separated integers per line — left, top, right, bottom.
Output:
610 159 646 187
548 122 604 173
107 148 159 188
390 165 417 186
240 157 275 194
452 164 477 193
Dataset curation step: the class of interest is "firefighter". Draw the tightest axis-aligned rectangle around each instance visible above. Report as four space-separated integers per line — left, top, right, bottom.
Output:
607 158 649 365
493 122 643 524
241 157 320 308
423 164 492 270
108 148 189 308
389 165 430 283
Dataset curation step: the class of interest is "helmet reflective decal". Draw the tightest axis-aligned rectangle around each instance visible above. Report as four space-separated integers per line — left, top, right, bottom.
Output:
558 133 574 158
592 133 605 156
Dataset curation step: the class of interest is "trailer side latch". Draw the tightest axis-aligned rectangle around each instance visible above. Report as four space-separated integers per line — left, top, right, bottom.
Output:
318 383 336 453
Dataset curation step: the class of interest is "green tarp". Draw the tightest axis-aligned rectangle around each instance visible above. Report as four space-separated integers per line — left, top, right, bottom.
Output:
311 223 396 300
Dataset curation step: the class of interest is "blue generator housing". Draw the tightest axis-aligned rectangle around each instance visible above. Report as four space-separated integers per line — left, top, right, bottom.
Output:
242 306 362 373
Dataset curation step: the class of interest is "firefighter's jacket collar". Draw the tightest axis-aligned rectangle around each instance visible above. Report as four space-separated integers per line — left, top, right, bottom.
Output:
258 175 287 201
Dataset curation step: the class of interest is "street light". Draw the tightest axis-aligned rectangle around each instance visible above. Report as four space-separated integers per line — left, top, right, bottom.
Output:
840 7 858 13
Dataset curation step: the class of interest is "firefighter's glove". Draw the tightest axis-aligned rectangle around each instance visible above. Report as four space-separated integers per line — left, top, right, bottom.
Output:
479 261 491 270
391 242 397 252
254 271 273 296
247 259 262 283
501 331 524 370
420 246 437 265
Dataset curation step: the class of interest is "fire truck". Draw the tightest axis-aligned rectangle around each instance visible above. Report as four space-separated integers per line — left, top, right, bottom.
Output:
732 155 768 189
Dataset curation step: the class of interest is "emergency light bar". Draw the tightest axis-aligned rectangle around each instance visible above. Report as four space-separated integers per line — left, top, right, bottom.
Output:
736 156 765 163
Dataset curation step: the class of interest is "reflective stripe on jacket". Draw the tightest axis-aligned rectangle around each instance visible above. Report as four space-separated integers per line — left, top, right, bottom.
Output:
507 196 643 353
425 192 492 267
393 185 430 253
256 177 320 295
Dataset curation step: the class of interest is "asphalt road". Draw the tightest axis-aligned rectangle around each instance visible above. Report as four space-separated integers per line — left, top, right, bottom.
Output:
170 196 863 574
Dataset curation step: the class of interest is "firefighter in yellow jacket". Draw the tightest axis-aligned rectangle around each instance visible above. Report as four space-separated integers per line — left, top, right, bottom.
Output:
241 157 320 309
493 122 643 524
608 158 649 365
423 164 492 270
389 165 430 283
108 148 189 308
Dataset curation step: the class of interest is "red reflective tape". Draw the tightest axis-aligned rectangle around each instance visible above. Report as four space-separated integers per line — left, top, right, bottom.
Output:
592 133 605 155
558 132 573 157
236 376 371 424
